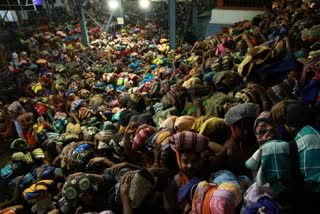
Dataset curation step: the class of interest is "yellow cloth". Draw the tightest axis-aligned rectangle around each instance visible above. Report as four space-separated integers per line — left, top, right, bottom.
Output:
160 116 178 130
191 116 207 132
33 124 44 134
182 77 201 89
36 59 47 64
217 182 242 206
65 123 81 134
174 116 196 133
198 117 230 143
32 82 43 94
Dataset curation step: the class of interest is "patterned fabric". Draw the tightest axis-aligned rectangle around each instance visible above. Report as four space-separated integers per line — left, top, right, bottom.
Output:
234 88 258 104
128 168 155 208
132 127 155 150
70 99 84 112
170 131 209 153
152 107 177 127
52 118 68 134
192 181 217 214
17 112 34 129
242 182 276 212
78 107 95 120
62 174 94 205
12 152 25 161
267 78 299 105
217 182 242 207
210 170 242 191
224 103 260 126
254 111 279 145
32 148 45 159
7 101 25 115
238 46 273 77
191 181 241 214
210 189 237 214
245 139 291 192
97 130 114 150
23 180 54 204
294 125 320 192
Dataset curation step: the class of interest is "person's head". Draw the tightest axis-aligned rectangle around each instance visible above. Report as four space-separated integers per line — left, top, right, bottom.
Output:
254 111 280 144
62 174 97 207
224 103 260 141
180 150 203 178
282 102 317 136
230 118 256 141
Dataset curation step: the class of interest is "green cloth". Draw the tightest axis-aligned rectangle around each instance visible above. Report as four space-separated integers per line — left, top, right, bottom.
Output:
295 125 320 192
205 92 236 118
246 139 291 193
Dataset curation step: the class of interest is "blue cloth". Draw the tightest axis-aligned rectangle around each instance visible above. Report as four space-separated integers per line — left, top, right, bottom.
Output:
141 73 153 83
243 196 279 214
14 120 23 138
210 170 243 191
254 56 303 84
150 64 157 70
178 177 201 204
72 143 90 155
301 79 320 103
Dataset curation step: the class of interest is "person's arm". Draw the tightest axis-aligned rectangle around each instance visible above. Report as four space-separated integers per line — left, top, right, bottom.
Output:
0 205 24 214
87 157 115 168
149 143 170 177
110 162 141 175
51 155 62 167
120 172 135 214
123 122 139 156
242 33 254 49
193 98 202 118
207 141 228 166
69 112 80 124
164 181 179 214
270 99 304 121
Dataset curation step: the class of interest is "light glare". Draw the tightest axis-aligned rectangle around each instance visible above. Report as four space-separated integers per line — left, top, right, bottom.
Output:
139 0 150 8
108 0 119 10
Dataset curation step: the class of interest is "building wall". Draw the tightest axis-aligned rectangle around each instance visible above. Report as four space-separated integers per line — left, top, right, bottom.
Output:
210 9 264 25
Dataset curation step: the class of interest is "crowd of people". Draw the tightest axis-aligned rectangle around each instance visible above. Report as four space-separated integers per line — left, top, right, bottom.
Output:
0 0 320 213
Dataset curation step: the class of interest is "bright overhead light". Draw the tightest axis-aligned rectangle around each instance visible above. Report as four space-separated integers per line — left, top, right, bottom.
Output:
108 0 119 10
139 0 150 9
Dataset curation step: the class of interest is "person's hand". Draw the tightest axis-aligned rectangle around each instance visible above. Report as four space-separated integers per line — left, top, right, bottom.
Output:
270 100 286 121
67 172 86 180
87 157 106 167
125 122 138 135
136 124 157 133
247 82 266 95
193 98 201 107
75 206 84 214
183 203 192 214
111 162 130 175
119 171 135 197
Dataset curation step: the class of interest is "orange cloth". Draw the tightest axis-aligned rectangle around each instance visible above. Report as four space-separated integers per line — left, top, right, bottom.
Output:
175 150 189 187
202 186 218 214
21 130 36 146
